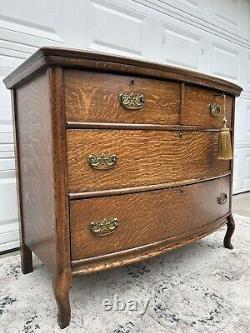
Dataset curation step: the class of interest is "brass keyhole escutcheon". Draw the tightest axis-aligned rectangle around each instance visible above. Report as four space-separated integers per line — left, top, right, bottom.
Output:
129 78 135 86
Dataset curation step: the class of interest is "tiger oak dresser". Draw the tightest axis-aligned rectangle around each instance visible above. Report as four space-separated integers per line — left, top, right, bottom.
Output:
4 47 242 328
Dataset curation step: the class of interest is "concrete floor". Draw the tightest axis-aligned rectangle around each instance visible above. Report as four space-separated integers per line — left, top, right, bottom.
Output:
1 193 249 258
232 192 250 217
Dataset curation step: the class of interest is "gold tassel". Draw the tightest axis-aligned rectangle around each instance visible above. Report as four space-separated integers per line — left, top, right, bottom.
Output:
218 94 233 160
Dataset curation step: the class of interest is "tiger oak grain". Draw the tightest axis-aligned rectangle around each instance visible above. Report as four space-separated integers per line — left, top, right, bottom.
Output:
64 70 181 124
3 47 242 329
67 129 230 192
70 176 230 260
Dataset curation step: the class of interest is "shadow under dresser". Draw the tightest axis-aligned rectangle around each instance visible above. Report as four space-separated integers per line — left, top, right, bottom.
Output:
3 47 242 328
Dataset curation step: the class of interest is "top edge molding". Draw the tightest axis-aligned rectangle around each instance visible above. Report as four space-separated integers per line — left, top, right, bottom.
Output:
3 46 242 96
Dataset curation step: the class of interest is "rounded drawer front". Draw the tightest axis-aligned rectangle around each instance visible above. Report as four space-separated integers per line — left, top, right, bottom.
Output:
70 176 230 261
64 69 181 125
67 129 230 192
183 85 233 128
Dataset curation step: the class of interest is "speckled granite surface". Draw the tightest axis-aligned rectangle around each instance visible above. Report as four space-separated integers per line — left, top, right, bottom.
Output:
0 213 249 333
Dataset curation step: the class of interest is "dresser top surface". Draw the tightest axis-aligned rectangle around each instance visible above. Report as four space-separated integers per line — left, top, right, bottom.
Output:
4 46 242 95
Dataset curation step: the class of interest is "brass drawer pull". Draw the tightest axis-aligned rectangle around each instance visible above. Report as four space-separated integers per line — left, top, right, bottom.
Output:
88 154 117 170
90 218 119 236
118 92 145 110
209 102 221 117
217 192 228 205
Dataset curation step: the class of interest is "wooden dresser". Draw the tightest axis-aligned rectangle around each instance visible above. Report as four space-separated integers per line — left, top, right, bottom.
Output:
4 47 242 328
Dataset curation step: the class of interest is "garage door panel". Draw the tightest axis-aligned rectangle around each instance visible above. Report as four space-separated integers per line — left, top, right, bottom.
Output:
162 23 202 70
88 0 145 58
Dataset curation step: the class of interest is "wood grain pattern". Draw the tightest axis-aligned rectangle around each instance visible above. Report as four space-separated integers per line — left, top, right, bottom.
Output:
67 129 230 192
64 70 181 124
3 47 242 97
14 67 71 277
4 47 242 329
71 215 229 275
53 268 72 329
70 176 230 260
184 85 233 127
69 173 231 199
48 67 71 274
15 69 58 274
66 121 222 132
11 90 33 274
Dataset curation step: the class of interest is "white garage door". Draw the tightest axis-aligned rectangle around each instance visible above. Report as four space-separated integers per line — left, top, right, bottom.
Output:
1 0 250 252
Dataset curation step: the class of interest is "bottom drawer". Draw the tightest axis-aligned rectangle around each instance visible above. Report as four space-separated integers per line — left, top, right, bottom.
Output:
70 176 230 261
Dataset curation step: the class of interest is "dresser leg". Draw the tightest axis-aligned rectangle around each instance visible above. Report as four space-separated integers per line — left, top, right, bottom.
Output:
53 269 72 329
21 244 33 274
223 214 235 250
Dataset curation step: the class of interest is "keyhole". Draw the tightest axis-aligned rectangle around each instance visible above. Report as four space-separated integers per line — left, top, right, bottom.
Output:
129 79 135 86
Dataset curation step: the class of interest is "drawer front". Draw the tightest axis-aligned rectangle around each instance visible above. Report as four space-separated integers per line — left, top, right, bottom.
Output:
64 70 181 124
70 176 230 260
183 85 233 128
67 129 230 192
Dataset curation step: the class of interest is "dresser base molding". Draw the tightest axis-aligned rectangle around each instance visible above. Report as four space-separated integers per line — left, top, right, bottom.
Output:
71 213 232 276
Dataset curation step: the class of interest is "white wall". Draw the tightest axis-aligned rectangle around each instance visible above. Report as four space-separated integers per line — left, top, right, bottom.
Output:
0 0 250 251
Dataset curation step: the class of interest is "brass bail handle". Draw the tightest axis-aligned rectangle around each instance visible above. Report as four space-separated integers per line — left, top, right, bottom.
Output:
88 153 117 170
90 218 119 236
118 92 145 110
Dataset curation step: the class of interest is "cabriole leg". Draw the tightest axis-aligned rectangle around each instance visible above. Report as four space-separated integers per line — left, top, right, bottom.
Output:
53 269 72 329
223 214 235 250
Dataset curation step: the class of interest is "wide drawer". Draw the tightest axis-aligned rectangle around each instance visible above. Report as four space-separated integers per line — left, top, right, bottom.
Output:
70 176 230 260
67 129 230 192
183 85 233 128
64 70 181 124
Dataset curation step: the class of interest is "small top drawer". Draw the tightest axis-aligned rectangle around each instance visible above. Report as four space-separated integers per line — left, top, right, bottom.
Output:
183 85 233 128
64 70 181 124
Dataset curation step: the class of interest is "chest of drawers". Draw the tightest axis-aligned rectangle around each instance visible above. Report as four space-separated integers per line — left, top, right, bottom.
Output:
4 47 242 328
